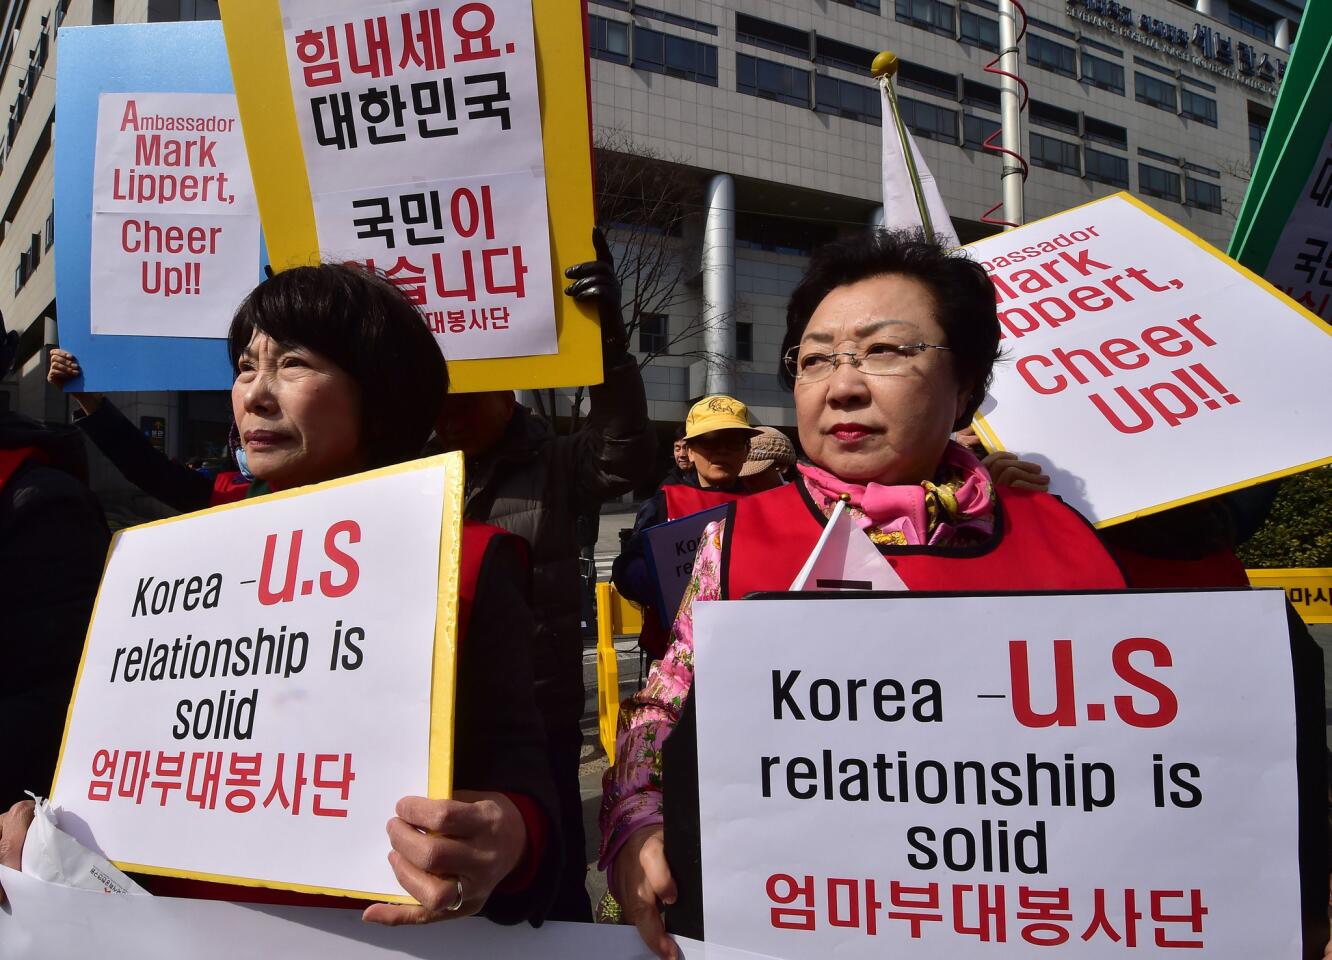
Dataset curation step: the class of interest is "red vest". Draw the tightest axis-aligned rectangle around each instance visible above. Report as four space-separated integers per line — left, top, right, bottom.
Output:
208 471 251 507
0 446 42 491
1108 543 1248 589
723 480 1126 598
142 520 514 907
662 483 744 520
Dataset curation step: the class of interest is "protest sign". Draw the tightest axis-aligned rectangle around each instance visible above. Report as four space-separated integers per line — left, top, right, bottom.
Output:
90 92 260 338
789 500 905 592
55 22 263 390
220 0 600 391
966 192 1332 526
694 590 1307 958
49 453 465 901
0 866 778 960
1229 0 1332 309
644 505 730 628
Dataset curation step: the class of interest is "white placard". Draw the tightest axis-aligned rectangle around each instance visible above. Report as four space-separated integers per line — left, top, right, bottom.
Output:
1262 122 1332 322
279 0 556 361
0 866 780 960
967 193 1332 525
50 460 455 899
694 591 1302 958
643 505 730 628
89 92 260 338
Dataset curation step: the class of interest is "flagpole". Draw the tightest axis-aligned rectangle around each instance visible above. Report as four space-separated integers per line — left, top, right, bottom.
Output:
997 0 1025 228
872 50 935 243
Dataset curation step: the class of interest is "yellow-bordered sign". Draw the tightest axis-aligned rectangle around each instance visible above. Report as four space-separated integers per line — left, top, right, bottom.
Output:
49 452 465 903
1247 568 1332 624
969 191 1332 529
218 0 600 393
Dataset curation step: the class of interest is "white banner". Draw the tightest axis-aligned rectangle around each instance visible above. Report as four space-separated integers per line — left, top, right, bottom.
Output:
694 591 1302 958
279 0 556 361
1261 121 1332 321
0 866 780 960
89 92 260 338
967 193 1332 525
50 457 459 900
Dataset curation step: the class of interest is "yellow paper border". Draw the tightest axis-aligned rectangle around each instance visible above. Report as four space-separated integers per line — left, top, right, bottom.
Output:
48 452 465 904
968 191 1332 528
219 0 601 392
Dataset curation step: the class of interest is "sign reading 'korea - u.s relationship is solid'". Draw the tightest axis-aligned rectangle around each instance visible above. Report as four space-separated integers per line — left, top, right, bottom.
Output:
967 193 1332 526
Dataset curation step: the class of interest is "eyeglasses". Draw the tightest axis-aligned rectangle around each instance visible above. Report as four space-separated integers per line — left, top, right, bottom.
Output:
784 342 953 383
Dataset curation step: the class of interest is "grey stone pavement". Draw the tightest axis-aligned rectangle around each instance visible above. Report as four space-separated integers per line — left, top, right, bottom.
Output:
572 507 1332 910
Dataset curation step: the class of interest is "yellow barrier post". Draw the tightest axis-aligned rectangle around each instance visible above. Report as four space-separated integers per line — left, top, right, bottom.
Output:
596 582 621 764
1246 568 1332 623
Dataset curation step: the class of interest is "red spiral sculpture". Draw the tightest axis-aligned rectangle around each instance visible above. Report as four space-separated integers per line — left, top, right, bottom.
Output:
980 0 1031 229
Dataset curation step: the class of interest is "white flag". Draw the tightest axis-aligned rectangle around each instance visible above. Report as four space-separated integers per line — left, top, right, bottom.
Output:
879 79 960 248
789 500 907 592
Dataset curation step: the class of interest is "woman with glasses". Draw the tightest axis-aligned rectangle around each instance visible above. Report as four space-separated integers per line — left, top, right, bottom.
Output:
599 229 1127 960
611 395 761 658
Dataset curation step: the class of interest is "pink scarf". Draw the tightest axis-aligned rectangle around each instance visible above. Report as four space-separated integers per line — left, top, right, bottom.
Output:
798 440 996 547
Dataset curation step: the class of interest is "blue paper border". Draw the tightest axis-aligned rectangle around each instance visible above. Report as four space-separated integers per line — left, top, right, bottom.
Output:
54 21 266 392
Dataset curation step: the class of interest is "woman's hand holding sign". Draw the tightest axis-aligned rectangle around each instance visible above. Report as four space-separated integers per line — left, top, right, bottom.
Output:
613 825 679 960
0 799 35 904
363 790 527 925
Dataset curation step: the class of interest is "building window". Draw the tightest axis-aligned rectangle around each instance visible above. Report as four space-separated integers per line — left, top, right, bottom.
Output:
1134 72 1177 112
1138 162 1181 201
1180 88 1217 126
633 26 718 85
736 322 754 362
735 13 809 60
1085 147 1129 187
638 313 669 354
1031 132 1080 175
815 36 875 74
1185 176 1222 213
963 114 1000 150
736 53 810 107
589 16 629 64
633 4 717 35
1084 116 1127 149
1228 0 1276 43
1030 100 1079 136
962 79 1001 112
44 203 54 251
28 234 39 273
896 0 955 37
832 0 881 11
898 62 957 99
1081 51 1124 94
959 9 999 51
899 96 958 143
13 256 25 295
1248 102 1270 169
815 75 881 124
1027 34 1077 78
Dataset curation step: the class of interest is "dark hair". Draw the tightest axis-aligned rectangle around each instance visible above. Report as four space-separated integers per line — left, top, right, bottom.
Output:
228 263 447 469
674 425 688 441
779 228 1001 430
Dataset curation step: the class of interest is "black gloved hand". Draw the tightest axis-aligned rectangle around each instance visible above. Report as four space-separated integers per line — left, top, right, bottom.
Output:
564 227 628 358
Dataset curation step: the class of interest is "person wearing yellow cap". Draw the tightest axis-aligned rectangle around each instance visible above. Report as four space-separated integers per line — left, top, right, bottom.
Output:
610 395 760 659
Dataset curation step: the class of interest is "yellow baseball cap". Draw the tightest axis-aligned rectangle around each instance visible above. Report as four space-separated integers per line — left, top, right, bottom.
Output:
684 395 761 440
